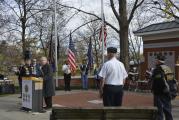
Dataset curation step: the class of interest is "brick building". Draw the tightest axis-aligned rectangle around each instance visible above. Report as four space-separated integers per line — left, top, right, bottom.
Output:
134 19 179 81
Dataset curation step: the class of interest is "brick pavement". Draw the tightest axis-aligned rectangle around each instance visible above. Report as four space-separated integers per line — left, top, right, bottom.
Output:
53 90 153 108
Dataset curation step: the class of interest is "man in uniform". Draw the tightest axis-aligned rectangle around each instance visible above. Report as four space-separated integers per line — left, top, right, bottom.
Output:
31 59 41 77
80 60 89 90
62 60 71 91
20 58 32 77
98 47 128 106
152 55 173 120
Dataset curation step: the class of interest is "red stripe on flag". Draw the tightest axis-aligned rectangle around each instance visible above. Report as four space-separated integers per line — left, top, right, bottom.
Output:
67 48 76 71
99 24 107 47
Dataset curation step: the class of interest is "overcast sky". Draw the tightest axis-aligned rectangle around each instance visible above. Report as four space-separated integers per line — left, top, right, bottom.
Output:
63 0 114 30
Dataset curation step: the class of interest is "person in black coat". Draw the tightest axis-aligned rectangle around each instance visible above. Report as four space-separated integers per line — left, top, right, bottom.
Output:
20 59 33 77
152 55 173 120
15 61 24 98
40 57 55 109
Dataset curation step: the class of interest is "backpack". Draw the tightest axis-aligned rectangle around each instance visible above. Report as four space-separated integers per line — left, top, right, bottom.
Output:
161 65 178 100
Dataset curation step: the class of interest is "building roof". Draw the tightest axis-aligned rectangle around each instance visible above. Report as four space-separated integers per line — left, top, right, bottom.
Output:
134 19 179 36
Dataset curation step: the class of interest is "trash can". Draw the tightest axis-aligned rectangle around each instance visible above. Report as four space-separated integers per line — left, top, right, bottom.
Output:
22 77 43 112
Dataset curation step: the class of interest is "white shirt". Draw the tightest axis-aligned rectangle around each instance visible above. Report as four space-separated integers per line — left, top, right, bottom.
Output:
99 57 128 85
62 64 71 74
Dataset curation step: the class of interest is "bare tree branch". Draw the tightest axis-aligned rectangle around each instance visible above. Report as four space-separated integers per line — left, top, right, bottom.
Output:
168 0 179 11
110 0 120 23
56 2 119 33
128 0 145 24
3 1 21 18
60 19 99 42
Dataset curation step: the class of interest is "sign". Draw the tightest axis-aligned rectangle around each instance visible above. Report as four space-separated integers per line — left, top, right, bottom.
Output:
22 80 32 109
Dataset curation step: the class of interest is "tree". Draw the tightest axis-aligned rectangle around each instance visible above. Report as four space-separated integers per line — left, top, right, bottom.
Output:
79 16 102 66
57 0 145 69
146 0 179 19
1 0 51 54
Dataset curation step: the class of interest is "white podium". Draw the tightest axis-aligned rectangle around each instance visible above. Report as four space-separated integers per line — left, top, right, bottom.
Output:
22 77 43 112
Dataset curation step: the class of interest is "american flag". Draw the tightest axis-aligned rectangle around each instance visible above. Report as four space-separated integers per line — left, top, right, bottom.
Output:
68 33 76 72
99 23 107 47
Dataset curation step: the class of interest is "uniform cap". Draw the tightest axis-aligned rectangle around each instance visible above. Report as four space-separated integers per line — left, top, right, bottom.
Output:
107 47 117 53
156 55 165 63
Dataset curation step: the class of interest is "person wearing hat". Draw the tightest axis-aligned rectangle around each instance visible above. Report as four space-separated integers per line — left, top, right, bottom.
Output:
151 55 173 120
98 47 128 106
20 51 33 77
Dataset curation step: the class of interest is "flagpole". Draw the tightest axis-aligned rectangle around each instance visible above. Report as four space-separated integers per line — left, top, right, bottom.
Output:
101 0 105 65
54 0 58 88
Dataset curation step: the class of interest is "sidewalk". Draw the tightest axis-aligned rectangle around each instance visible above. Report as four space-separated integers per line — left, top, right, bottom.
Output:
0 90 179 120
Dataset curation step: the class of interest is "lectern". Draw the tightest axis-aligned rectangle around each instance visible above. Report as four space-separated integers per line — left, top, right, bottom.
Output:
22 77 43 112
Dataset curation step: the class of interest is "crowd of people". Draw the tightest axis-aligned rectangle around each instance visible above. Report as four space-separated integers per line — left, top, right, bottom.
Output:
16 52 55 111
15 47 177 120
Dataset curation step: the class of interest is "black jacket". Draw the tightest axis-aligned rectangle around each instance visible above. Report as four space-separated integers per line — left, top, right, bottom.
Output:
151 64 169 95
20 64 33 77
80 64 89 75
41 64 55 97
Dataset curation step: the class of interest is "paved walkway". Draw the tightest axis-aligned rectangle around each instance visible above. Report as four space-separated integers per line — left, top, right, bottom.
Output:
0 90 179 120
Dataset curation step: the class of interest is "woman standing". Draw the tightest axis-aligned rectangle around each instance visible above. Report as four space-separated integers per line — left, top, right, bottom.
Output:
40 57 55 109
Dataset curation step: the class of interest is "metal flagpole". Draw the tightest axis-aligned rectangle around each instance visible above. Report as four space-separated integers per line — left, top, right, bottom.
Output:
101 0 105 64
54 0 58 87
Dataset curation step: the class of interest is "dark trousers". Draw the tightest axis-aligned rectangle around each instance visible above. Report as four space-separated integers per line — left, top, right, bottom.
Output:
103 85 123 106
95 79 100 89
64 73 71 91
18 77 22 96
44 96 52 108
154 95 173 120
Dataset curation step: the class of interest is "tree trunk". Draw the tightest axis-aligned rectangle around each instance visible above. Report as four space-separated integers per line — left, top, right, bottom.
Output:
119 0 129 70
21 0 27 55
119 26 129 69
22 20 26 55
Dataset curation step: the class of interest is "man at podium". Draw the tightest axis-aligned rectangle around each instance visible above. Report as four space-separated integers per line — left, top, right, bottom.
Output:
40 57 55 109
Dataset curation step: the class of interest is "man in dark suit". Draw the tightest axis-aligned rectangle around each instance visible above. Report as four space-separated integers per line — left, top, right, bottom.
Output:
40 57 55 109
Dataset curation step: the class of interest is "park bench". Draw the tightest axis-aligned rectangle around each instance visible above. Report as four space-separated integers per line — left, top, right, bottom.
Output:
50 106 157 120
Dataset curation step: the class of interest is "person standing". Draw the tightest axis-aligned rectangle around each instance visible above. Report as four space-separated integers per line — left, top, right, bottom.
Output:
40 57 55 109
62 60 71 91
98 47 128 106
31 59 41 77
20 59 32 77
80 60 89 90
15 61 24 98
94 66 101 90
151 55 173 120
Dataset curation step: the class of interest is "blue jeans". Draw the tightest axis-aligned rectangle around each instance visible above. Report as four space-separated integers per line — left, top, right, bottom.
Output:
154 95 173 120
81 74 88 89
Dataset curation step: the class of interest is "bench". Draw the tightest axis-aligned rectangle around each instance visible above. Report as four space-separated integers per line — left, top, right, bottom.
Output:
50 107 157 120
